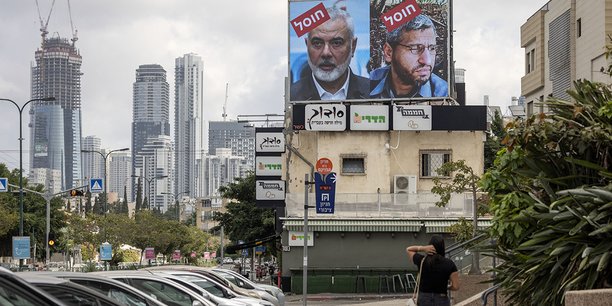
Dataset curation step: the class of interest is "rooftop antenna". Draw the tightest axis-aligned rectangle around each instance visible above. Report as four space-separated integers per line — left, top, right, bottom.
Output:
222 83 229 121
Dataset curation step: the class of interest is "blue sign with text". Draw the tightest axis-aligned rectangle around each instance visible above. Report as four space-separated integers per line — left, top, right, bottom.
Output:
100 243 112 261
315 172 336 214
12 236 30 259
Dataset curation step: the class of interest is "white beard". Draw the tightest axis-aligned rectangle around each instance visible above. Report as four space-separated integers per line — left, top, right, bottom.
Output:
308 57 351 83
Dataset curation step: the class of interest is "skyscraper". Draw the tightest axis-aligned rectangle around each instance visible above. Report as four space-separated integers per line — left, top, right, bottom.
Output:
131 64 170 200
81 135 104 182
30 36 83 189
208 121 256 171
174 53 204 198
108 151 132 201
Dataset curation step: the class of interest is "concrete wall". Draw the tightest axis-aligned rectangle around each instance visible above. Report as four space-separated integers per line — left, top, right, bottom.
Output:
565 289 612 306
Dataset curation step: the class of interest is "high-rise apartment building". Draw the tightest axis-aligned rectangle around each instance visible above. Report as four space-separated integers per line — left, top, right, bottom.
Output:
204 148 245 198
81 136 104 182
174 53 205 198
208 121 255 172
132 64 170 200
30 37 83 189
134 135 172 212
109 151 132 201
521 0 612 116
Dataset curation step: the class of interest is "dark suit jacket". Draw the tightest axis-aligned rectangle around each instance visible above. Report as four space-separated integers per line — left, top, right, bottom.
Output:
290 71 369 101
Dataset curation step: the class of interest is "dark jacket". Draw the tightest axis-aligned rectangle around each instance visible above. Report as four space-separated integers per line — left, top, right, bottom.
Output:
290 71 369 101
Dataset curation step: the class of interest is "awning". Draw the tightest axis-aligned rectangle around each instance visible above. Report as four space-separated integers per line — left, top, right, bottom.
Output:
424 219 492 233
283 219 423 232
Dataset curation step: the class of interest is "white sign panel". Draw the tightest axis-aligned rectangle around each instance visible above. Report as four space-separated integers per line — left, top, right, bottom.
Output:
288 231 314 247
256 180 286 200
255 132 285 153
256 156 283 176
350 105 389 131
305 104 346 131
393 105 432 131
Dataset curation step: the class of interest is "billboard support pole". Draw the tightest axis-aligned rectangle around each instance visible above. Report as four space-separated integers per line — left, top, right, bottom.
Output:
303 173 314 305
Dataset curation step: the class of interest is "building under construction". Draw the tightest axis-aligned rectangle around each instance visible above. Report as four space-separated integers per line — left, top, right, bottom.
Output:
29 33 83 189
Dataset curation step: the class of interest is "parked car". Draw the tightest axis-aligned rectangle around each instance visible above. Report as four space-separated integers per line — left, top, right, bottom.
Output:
148 271 247 306
0 267 68 306
18 273 123 306
213 268 285 306
94 270 214 306
20 271 165 306
149 270 274 306
142 265 267 302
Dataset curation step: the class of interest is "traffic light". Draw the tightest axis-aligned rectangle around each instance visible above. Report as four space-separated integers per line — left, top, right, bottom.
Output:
70 189 84 197
48 239 55 246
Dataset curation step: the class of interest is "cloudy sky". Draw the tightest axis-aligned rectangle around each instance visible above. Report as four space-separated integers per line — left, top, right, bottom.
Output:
0 0 548 172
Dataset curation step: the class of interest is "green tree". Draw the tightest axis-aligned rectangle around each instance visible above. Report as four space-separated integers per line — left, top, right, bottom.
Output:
85 192 92 214
135 178 142 211
481 79 612 305
485 109 505 169
212 173 276 253
431 160 484 274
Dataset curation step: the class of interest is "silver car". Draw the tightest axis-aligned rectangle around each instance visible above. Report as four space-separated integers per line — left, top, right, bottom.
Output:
94 270 214 306
21 271 166 306
213 269 285 306
151 270 274 306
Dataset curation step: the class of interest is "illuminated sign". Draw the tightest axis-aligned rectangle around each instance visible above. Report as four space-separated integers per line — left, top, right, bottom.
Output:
255 132 285 153
256 156 283 176
392 105 432 131
256 180 286 200
350 105 389 130
305 104 346 131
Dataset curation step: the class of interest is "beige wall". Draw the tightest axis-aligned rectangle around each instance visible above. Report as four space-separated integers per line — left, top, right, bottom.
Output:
284 130 484 195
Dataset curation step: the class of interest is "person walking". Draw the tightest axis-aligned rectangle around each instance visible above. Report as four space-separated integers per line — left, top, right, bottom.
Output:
406 236 460 306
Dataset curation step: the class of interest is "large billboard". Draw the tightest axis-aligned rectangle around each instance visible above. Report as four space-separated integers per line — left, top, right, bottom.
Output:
289 0 450 102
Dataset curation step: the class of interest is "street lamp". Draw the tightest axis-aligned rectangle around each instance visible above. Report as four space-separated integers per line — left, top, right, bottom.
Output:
132 175 167 210
81 147 129 213
1 96 55 269
161 192 189 221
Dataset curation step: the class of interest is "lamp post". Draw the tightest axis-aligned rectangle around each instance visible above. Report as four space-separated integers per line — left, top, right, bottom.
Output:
81 147 129 213
132 175 167 210
161 192 189 221
1 97 55 269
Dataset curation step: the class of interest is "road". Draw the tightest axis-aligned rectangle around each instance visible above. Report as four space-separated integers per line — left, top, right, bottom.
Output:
286 297 407 305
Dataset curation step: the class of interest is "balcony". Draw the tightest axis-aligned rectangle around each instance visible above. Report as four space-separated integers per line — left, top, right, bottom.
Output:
284 192 475 219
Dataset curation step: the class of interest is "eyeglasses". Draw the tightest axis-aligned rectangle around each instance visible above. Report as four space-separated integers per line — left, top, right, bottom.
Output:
396 43 437 55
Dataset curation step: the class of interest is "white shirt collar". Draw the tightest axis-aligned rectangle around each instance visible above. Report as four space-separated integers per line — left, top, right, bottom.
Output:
312 69 351 100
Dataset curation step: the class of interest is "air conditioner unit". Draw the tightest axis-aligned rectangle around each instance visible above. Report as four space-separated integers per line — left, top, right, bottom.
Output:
394 175 417 204
394 175 417 193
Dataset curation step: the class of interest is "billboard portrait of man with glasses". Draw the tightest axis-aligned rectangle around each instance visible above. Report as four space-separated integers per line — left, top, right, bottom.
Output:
369 14 448 99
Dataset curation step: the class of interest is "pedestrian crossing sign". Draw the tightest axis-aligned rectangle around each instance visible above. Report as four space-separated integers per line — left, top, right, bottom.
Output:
90 178 104 193
0 178 7 192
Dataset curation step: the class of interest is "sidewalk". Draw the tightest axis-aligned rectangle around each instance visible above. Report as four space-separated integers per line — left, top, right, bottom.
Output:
280 273 493 304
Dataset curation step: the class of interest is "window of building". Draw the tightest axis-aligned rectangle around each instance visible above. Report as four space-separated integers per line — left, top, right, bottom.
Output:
420 151 451 177
340 154 366 175
527 101 534 117
577 18 582 37
525 49 535 74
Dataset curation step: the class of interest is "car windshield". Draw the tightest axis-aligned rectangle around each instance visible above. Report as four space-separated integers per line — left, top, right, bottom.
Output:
70 279 148 306
127 278 194 306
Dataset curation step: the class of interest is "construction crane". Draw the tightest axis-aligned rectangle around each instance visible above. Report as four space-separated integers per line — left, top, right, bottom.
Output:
222 83 229 121
67 0 78 45
35 0 56 45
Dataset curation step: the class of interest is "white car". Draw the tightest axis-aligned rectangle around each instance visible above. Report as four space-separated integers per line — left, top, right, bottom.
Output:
213 268 285 306
150 270 274 306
